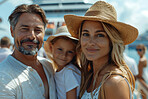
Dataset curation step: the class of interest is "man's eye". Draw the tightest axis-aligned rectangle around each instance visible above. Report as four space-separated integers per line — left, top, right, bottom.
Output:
21 28 29 31
35 29 42 32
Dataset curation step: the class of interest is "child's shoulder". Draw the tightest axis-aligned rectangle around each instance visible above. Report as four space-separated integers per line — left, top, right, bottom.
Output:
64 63 81 76
65 63 79 71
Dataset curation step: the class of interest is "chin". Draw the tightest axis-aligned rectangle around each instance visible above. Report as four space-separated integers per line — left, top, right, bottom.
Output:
86 56 96 61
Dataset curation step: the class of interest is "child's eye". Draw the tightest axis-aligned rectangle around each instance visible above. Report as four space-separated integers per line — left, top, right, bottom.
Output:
68 51 74 54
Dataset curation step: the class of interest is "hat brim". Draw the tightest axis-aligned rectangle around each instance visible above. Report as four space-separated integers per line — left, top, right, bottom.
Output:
64 14 138 45
44 34 78 58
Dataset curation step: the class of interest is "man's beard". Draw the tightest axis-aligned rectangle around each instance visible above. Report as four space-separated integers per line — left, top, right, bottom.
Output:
15 38 40 55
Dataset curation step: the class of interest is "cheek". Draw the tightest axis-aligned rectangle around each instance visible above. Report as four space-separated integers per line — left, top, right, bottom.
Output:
52 48 60 58
80 38 87 48
37 33 44 48
13 32 24 47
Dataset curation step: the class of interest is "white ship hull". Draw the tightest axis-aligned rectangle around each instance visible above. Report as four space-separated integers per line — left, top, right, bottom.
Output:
32 0 92 40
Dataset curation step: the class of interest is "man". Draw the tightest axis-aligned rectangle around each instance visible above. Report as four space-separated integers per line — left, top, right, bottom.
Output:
0 36 12 62
0 4 56 99
124 52 138 76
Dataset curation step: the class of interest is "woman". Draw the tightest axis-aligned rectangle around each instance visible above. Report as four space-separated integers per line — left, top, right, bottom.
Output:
136 44 147 99
64 1 138 99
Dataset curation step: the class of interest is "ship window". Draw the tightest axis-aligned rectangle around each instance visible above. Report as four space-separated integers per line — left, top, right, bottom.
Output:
45 9 88 13
39 2 91 6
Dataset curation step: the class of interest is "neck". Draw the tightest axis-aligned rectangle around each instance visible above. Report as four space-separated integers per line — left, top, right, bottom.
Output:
92 56 109 76
140 54 144 58
56 65 65 72
12 49 38 66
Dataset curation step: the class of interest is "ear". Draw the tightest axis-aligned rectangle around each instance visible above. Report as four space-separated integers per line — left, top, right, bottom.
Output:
10 26 14 37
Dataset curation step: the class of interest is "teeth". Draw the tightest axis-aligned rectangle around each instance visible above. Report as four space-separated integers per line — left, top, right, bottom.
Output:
28 45 33 48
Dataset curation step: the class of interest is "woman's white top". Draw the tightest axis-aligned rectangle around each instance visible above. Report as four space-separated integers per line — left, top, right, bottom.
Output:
81 76 132 99
54 63 81 99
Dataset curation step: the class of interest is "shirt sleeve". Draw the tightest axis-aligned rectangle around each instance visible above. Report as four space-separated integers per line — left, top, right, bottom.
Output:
0 72 16 99
64 69 80 92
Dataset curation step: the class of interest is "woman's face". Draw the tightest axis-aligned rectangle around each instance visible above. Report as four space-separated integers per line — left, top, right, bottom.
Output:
80 21 110 62
136 45 144 56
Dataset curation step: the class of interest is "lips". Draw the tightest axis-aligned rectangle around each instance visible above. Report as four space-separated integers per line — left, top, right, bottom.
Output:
58 58 67 62
86 48 99 53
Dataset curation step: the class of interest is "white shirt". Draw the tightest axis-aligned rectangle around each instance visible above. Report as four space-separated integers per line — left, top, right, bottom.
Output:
54 63 81 99
124 53 138 76
0 48 12 62
0 55 56 99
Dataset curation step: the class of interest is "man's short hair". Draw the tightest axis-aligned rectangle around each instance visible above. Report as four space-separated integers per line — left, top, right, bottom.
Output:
0 37 11 47
8 4 48 30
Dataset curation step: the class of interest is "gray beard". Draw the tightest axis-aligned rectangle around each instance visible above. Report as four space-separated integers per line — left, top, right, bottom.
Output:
18 46 39 55
14 43 39 56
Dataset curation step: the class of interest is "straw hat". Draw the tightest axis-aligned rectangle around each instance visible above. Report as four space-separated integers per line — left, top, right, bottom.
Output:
44 26 78 57
64 1 138 45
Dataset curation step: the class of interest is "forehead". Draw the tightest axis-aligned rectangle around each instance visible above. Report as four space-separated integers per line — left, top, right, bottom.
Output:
136 45 143 48
53 38 76 48
16 13 44 27
82 20 104 29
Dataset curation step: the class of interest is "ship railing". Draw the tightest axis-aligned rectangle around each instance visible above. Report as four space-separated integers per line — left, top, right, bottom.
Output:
135 79 148 98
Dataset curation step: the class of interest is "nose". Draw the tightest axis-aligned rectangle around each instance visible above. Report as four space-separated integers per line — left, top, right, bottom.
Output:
88 36 95 46
28 30 36 40
61 51 67 59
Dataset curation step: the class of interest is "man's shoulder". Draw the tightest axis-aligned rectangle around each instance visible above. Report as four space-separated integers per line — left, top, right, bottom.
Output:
38 56 54 73
38 56 52 65
0 59 11 71
0 56 18 74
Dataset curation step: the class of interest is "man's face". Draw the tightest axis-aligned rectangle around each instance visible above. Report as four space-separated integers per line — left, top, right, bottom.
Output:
11 13 45 55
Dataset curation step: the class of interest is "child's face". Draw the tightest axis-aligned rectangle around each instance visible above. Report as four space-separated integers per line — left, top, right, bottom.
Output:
51 38 76 67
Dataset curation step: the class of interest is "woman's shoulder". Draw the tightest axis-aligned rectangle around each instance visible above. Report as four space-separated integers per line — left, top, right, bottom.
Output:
104 74 127 86
102 73 130 99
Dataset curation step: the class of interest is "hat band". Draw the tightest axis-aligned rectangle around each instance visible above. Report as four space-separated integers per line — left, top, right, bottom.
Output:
54 32 71 37
85 11 117 21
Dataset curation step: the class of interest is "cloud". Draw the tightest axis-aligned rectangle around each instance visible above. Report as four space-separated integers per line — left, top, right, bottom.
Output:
99 0 148 34
7 0 32 6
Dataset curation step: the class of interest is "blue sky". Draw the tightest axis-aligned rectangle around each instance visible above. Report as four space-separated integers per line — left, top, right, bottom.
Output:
0 0 148 42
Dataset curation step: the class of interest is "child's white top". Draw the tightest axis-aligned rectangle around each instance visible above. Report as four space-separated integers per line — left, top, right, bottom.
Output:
54 63 81 99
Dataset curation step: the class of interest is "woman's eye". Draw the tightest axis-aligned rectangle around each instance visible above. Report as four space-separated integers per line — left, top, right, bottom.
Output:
57 48 62 51
82 33 89 37
97 34 105 37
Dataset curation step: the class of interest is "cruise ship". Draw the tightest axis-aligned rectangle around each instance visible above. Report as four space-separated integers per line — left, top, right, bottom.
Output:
32 0 92 40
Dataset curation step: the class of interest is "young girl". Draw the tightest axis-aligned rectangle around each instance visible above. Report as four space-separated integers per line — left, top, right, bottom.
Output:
44 26 81 99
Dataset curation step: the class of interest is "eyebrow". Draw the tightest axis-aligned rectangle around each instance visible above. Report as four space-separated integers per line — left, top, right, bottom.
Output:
19 25 43 29
20 25 29 28
96 30 105 33
82 30 105 33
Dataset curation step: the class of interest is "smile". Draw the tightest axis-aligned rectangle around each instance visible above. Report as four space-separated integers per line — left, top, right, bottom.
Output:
86 48 99 53
58 58 67 62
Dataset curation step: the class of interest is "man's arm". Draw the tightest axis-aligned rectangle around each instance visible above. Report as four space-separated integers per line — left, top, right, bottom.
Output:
0 72 16 99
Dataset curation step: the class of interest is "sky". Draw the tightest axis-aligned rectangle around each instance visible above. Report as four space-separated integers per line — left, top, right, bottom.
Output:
0 0 148 42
